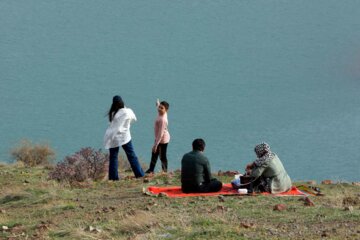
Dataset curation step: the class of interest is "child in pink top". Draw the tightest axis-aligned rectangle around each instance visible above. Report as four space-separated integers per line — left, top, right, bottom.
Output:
145 99 170 173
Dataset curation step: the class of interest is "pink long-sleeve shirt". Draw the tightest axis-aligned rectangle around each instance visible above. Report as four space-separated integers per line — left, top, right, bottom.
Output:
154 113 170 148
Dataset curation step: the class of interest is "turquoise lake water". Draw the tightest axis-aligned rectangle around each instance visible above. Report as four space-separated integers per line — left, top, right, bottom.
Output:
1 1 359 181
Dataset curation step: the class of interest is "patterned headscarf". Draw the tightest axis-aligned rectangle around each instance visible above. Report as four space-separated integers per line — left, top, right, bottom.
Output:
254 142 274 167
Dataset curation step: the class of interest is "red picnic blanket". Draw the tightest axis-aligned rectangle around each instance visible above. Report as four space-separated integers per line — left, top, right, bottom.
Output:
146 184 306 198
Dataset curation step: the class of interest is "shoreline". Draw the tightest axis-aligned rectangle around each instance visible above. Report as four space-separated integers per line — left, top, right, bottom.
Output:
1 160 358 183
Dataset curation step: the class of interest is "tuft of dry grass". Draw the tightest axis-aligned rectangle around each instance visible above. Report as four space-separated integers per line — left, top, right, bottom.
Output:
117 210 157 235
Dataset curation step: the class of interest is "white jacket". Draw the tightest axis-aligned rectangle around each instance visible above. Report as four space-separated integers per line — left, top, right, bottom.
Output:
103 107 137 149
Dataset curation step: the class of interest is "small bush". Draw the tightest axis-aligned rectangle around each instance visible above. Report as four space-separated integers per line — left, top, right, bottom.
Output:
11 139 55 167
49 147 108 182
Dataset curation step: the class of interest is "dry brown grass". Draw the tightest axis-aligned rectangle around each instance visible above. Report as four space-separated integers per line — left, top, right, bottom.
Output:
117 210 157 235
0 165 359 239
10 139 55 167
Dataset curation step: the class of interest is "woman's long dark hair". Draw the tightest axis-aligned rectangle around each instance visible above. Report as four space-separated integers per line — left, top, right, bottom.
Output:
108 100 124 122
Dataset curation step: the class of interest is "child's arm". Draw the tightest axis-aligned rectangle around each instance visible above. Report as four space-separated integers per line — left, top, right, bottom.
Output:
156 98 160 107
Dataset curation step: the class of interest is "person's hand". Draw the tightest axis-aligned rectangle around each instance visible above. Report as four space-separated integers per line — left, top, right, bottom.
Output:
245 163 252 170
245 163 253 175
152 145 157 153
156 98 160 106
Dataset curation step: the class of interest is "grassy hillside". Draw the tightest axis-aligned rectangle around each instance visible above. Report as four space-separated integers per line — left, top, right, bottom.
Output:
0 164 359 239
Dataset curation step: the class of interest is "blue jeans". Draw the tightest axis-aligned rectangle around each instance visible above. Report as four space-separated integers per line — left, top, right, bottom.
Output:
109 147 120 180
109 140 144 180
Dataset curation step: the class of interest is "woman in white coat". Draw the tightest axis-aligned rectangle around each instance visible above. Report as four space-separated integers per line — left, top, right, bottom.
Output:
104 95 144 180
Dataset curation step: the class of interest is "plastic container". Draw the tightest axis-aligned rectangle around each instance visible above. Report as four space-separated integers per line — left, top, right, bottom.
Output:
237 188 248 194
234 174 242 179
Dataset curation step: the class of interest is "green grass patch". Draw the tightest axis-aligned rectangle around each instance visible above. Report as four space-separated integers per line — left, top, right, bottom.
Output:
48 230 71 238
0 194 28 204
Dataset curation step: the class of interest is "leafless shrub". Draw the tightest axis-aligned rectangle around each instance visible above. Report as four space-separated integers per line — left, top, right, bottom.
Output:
11 139 55 167
49 147 108 182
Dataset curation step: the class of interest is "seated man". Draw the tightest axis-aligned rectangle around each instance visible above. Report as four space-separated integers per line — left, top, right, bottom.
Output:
181 138 222 193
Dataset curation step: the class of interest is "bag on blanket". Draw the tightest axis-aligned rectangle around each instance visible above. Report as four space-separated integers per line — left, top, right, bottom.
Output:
231 174 255 190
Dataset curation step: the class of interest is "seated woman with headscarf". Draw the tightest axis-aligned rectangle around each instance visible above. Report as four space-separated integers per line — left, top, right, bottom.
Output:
240 143 292 194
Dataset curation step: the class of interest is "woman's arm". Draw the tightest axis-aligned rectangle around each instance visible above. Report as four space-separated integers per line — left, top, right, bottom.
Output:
249 165 266 178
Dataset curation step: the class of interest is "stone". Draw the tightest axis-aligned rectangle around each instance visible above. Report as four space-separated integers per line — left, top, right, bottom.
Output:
273 204 287 211
321 179 332 185
240 222 255 228
304 197 315 206
307 180 317 185
321 231 329 237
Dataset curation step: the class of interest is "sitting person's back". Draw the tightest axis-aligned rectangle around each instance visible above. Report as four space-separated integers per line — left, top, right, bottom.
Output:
181 150 210 190
181 139 222 193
